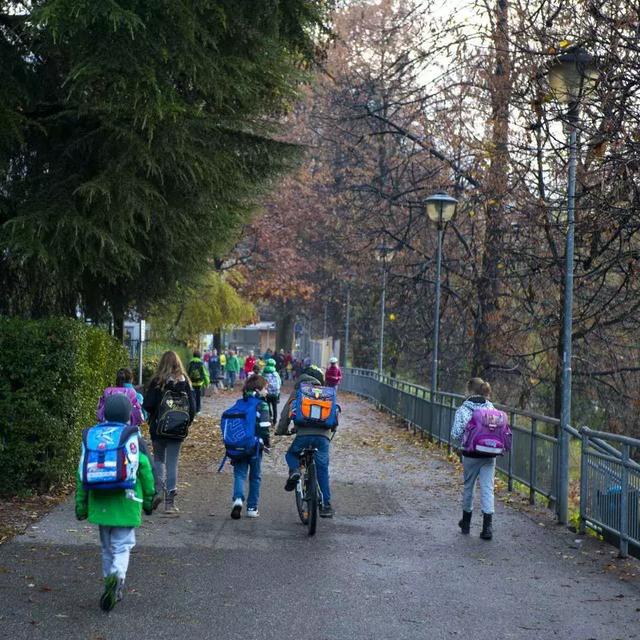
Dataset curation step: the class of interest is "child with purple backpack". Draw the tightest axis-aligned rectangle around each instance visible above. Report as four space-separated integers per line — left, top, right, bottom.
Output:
450 378 511 540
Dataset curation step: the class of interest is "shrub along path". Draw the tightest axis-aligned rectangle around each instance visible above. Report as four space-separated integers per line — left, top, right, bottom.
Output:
0 390 638 639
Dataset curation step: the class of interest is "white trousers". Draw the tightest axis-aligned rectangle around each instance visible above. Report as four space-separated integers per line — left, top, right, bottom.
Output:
99 526 136 579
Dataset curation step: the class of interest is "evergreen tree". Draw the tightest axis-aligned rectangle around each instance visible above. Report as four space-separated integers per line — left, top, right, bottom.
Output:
0 0 333 322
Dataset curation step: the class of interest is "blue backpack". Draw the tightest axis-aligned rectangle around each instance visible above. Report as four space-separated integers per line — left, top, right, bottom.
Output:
79 423 140 490
219 396 261 468
291 384 340 429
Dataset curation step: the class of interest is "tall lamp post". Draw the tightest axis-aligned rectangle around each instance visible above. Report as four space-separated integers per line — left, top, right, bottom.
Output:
424 192 458 397
343 285 351 369
375 242 395 377
547 46 598 524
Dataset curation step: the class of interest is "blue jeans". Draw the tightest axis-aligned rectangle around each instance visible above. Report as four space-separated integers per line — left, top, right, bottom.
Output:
193 386 202 413
227 370 237 389
286 435 331 504
232 453 262 509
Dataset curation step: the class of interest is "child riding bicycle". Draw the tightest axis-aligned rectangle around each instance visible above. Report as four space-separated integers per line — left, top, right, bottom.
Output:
276 362 336 518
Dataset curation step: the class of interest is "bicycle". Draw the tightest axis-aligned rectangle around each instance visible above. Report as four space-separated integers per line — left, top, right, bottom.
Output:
294 447 321 536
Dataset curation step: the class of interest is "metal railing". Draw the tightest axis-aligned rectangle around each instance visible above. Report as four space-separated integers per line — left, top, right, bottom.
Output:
342 368 640 558
580 428 640 558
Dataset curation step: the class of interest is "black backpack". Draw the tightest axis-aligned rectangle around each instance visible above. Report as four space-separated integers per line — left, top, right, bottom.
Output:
188 360 204 384
156 389 191 440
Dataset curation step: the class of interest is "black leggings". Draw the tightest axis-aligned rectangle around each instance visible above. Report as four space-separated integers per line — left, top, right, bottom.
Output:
266 396 278 423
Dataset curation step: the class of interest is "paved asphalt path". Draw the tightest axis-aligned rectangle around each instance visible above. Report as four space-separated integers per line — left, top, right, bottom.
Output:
0 391 639 640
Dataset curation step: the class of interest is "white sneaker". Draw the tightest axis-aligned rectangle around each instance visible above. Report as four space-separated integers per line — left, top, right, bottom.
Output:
246 508 259 518
231 498 242 519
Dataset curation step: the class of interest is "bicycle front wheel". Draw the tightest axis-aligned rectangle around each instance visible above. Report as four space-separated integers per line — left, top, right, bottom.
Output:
306 461 319 536
295 476 309 525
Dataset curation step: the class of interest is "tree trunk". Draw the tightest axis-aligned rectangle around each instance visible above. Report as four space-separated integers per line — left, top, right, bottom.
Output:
471 0 511 380
112 302 126 342
275 301 295 352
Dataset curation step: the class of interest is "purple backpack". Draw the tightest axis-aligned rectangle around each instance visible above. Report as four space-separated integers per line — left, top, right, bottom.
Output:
96 387 144 426
462 408 512 456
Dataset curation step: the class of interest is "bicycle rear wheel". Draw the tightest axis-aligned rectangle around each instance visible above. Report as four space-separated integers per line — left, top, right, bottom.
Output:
306 461 319 536
295 476 308 524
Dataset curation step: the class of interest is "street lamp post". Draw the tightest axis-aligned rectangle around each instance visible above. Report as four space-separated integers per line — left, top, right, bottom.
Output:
375 243 395 377
344 286 351 369
547 46 598 524
424 192 458 397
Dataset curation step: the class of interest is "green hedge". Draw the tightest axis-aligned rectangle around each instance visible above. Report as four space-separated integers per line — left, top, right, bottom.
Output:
0 318 128 494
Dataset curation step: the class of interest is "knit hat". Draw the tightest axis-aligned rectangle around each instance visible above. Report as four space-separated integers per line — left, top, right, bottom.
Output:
303 364 325 385
267 358 276 366
330 357 338 364
104 393 132 424
303 357 312 367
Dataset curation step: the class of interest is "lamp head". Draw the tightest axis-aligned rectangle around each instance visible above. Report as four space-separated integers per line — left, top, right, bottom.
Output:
548 45 598 112
374 242 395 264
424 192 458 226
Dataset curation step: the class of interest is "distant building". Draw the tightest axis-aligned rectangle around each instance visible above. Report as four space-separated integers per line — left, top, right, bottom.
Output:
222 321 276 355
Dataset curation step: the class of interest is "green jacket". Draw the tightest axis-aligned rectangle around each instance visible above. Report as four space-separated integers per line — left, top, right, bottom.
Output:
225 355 240 373
188 357 210 388
75 451 155 528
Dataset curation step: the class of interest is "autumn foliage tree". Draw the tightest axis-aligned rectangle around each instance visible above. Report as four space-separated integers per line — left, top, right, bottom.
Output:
241 0 640 438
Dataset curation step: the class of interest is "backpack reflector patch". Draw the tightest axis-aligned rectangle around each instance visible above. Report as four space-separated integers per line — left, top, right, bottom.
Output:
79 423 140 490
220 397 261 460
462 408 512 455
292 384 339 429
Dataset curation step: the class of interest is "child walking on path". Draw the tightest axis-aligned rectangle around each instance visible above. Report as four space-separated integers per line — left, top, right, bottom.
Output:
75 395 155 611
143 351 196 515
325 357 342 388
188 351 210 414
450 377 496 540
263 358 282 423
230 375 271 519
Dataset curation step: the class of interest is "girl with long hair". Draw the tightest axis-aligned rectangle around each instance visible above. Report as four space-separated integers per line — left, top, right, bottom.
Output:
143 351 195 515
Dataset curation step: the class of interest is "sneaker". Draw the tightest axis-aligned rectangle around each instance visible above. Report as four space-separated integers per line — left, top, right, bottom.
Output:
116 578 125 602
284 470 300 492
319 503 334 518
231 498 243 519
99 573 118 612
246 508 259 518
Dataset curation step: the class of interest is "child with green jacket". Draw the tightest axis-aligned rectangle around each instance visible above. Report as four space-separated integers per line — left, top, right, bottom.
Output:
75 394 155 611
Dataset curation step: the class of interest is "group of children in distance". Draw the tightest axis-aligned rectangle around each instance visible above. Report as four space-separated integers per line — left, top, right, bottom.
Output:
76 353 343 612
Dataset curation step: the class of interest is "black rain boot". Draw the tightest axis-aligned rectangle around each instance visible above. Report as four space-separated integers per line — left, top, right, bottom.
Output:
480 512 493 540
458 510 472 534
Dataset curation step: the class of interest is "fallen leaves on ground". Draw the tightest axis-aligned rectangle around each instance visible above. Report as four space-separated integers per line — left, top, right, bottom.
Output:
0 489 69 545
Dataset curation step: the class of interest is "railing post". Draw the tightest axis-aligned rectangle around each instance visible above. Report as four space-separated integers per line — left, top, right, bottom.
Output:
445 395 451 454
508 411 515 492
579 428 588 535
529 419 537 505
552 422 560 515
619 443 630 558
428 390 434 442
